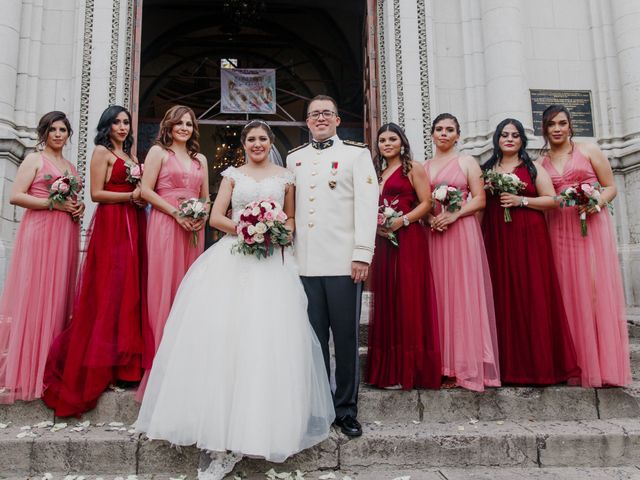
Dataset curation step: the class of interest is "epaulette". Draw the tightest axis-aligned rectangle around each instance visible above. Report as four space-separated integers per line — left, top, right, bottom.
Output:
288 143 309 154
343 139 368 148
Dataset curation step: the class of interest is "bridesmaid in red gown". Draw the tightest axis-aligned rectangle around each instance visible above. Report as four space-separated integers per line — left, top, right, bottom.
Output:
0 111 83 403
366 122 441 389
481 118 580 385
43 106 148 416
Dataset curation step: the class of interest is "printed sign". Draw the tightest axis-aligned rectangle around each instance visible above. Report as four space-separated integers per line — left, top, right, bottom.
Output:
221 68 276 114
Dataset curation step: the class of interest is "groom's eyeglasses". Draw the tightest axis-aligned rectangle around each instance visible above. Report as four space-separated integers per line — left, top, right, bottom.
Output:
307 110 337 121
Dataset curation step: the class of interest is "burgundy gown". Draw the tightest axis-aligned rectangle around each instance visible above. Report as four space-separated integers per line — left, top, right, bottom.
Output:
481 164 580 385
43 156 149 417
366 167 441 389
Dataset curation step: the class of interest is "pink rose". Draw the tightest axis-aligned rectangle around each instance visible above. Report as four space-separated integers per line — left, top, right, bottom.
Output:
264 211 275 222
581 184 594 196
377 213 385 225
57 182 70 193
276 211 287 222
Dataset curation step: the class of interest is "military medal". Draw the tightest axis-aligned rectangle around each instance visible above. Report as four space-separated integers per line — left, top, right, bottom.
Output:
329 162 338 189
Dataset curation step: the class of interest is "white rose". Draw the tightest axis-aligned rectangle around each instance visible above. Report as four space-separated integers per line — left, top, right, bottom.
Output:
384 207 395 217
254 222 268 234
260 201 272 210
193 202 204 214
254 233 265 243
251 207 261 216
434 186 447 201
247 225 256 235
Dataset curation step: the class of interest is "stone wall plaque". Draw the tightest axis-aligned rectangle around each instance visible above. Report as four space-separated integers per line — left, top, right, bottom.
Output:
530 89 594 137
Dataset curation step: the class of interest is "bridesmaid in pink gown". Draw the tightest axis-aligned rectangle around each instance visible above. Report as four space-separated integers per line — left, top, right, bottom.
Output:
366 123 441 390
425 113 501 391
540 105 631 387
0 111 83 403
138 105 209 399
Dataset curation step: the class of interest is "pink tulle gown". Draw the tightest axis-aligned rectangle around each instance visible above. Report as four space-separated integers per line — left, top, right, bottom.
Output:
0 155 80 403
137 150 204 400
425 158 501 391
541 148 631 387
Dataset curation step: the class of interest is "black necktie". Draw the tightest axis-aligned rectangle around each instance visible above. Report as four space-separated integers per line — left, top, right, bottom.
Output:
312 139 334 150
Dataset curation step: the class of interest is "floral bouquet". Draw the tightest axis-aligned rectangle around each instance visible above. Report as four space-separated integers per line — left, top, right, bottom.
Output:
177 197 210 246
556 182 609 237
44 172 82 216
125 162 143 184
233 199 291 260
482 170 527 223
432 184 464 213
377 198 403 247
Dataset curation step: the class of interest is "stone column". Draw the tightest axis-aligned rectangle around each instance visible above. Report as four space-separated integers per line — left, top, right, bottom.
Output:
610 0 640 318
610 0 640 139
0 0 24 288
480 0 531 133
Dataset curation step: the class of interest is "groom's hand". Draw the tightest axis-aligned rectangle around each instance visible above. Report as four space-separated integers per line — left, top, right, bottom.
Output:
351 261 369 283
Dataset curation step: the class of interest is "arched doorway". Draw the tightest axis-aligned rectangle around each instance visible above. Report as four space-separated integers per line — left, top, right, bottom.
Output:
133 0 379 242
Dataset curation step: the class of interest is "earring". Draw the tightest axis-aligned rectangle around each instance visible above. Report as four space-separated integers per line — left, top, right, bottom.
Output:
400 146 405 155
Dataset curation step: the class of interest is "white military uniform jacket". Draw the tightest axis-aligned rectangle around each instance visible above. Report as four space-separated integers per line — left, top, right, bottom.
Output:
287 135 379 277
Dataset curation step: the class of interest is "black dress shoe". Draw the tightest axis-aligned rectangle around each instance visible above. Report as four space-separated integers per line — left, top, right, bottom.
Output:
334 415 362 437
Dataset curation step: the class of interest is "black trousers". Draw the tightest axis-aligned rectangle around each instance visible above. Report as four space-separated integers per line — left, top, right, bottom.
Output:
301 275 362 418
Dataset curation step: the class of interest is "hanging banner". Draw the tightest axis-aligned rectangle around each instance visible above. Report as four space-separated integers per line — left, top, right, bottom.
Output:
220 68 276 114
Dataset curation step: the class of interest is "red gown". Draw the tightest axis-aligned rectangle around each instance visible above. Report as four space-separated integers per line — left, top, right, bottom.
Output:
481 164 580 385
43 156 149 417
366 167 441 389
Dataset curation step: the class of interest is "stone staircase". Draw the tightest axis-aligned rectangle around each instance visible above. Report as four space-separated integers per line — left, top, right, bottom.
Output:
1 321 639 479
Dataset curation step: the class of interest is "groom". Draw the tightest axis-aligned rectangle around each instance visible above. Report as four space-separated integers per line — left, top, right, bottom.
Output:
287 95 378 437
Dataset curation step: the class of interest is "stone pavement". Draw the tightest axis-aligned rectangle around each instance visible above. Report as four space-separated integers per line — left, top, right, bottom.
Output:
0 322 638 479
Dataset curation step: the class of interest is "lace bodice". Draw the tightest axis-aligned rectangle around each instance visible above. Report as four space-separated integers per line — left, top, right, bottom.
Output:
221 167 295 221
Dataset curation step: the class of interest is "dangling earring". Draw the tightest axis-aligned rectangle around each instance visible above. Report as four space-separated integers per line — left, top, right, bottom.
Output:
400 146 405 155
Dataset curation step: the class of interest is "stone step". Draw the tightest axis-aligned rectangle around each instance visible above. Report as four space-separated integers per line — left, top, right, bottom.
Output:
2 378 639 430
4 467 640 479
3 418 640 475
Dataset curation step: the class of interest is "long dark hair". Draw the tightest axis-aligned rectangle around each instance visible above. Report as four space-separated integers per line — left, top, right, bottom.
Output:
36 111 73 148
155 105 200 158
539 104 574 156
482 118 537 183
94 105 134 154
374 122 413 181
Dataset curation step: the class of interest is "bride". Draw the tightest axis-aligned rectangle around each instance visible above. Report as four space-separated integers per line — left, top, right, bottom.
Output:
135 120 335 478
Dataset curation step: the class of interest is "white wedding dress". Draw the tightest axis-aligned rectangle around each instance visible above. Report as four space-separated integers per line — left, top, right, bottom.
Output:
135 166 335 465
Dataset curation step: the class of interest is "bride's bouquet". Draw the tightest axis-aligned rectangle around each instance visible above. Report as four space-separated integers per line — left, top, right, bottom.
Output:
556 182 609 237
177 197 210 247
482 170 527 223
233 199 291 259
432 184 464 213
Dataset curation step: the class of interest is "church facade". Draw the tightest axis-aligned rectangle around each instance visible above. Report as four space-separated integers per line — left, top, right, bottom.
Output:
0 0 639 317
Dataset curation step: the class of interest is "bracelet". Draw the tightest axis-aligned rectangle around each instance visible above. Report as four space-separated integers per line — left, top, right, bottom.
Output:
402 215 410 227
129 192 134 203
